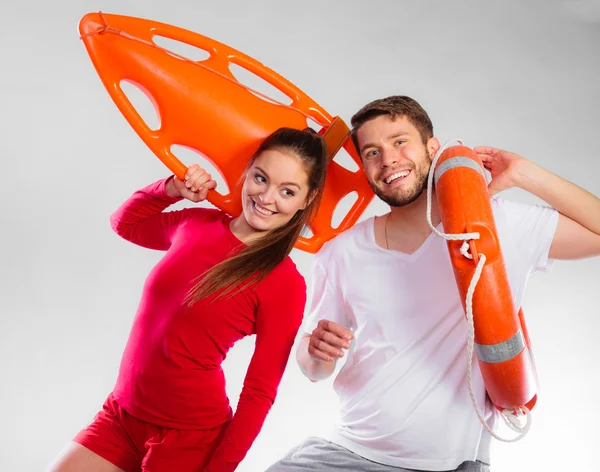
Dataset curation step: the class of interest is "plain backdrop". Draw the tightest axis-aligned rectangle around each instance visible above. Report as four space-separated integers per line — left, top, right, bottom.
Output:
1 1 599 471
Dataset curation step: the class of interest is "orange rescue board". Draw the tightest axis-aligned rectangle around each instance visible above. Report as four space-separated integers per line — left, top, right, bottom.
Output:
79 12 374 253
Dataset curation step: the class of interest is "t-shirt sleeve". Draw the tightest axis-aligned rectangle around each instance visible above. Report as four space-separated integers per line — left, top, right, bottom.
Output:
203 264 306 472
303 243 350 335
109 177 193 250
493 197 559 273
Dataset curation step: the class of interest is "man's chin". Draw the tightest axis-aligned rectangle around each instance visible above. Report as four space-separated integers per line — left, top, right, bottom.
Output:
375 187 426 208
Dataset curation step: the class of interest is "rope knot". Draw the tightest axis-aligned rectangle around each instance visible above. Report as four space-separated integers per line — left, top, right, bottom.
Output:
79 11 110 40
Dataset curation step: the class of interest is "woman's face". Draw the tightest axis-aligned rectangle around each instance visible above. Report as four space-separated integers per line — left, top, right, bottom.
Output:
240 147 312 236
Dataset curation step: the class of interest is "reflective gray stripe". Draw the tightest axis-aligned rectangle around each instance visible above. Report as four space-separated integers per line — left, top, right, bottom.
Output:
434 156 485 184
475 329 526 364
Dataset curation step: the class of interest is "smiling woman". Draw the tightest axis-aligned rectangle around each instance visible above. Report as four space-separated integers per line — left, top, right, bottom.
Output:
187 127 328 303
241 151 309 230
47 127 328 472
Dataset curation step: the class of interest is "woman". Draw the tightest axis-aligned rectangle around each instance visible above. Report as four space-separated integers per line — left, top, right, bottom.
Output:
48 127 328 472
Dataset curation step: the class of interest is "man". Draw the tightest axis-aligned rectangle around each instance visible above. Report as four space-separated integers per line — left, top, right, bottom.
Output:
266 96 600 472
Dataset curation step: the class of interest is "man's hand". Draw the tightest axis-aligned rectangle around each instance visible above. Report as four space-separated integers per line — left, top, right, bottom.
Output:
307 319 354 362
474 146 527 196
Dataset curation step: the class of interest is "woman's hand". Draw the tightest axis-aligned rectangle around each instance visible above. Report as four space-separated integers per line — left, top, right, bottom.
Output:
166 164 218 202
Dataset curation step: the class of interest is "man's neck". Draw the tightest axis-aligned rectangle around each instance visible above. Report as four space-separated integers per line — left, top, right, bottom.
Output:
377 191 442 254
388 191 441 234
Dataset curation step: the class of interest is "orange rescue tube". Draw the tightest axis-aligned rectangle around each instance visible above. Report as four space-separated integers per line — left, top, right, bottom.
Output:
78 12 374 253
434 145 538 412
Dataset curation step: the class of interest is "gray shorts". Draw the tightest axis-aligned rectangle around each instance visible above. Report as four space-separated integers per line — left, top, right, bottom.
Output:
264 437 490 472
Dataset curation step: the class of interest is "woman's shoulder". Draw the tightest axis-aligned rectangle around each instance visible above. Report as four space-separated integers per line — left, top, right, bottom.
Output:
182 207 228 225
260 256 307 293
254 257 307 324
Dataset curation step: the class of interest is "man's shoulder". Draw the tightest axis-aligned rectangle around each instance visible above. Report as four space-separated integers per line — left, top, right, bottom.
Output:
490 195 554 224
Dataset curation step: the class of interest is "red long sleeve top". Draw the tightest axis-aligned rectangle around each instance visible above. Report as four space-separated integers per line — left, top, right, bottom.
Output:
109 178 306 471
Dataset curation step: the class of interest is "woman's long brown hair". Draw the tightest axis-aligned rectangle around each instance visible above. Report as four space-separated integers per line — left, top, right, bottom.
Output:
185 127 328 304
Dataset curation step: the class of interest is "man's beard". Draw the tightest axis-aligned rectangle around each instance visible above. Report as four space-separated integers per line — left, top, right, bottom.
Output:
368 151 432 207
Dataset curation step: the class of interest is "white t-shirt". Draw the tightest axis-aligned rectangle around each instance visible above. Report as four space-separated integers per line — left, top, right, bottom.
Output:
304 197 559 471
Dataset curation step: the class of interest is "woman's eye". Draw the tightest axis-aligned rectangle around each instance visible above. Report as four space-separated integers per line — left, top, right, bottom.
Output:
255 174 266 183
283 188 295 197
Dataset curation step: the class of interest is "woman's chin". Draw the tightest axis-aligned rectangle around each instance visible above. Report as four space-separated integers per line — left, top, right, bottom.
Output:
242 206 292 235
243 212 273 233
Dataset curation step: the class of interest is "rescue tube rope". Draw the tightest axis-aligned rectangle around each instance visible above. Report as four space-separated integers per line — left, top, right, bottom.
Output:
426 139 531 442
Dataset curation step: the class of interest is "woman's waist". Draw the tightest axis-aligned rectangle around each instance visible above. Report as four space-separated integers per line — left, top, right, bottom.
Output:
113 362 232 429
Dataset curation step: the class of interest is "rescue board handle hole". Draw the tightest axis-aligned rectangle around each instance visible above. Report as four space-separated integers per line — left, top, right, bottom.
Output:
152 36 211 62
228 63 293 106
332 191 358 229
170 145 230 197
119 80 161 131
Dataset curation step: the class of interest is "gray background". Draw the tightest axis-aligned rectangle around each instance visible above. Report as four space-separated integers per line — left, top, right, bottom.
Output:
2 1 599 471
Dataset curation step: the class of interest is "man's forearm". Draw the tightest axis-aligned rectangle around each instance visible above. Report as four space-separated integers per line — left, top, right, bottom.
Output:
296 336 337 382
515 160 600 236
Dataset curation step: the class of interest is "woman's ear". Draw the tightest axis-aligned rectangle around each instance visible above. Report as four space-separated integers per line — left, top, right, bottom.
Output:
236 168 250 188
301 189 318 210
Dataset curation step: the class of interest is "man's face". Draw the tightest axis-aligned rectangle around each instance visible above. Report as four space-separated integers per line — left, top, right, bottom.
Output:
356 115 437 207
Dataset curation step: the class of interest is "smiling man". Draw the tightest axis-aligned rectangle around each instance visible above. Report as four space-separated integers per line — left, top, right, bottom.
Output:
265 95 600 472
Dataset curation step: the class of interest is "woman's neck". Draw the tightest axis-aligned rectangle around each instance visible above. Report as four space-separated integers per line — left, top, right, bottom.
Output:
229 215 266 244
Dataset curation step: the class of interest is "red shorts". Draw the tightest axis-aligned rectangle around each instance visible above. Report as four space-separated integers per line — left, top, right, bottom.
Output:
74 393 226 472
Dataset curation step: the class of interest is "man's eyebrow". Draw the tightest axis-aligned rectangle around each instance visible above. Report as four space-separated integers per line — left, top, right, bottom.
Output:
360 132 409 154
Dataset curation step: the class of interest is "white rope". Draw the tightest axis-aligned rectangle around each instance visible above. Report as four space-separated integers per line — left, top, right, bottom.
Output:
427 140 532 442
464 253 532 442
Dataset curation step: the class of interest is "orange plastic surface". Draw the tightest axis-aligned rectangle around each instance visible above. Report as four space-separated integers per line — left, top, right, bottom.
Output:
435 145 538 411
79 12 374 253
